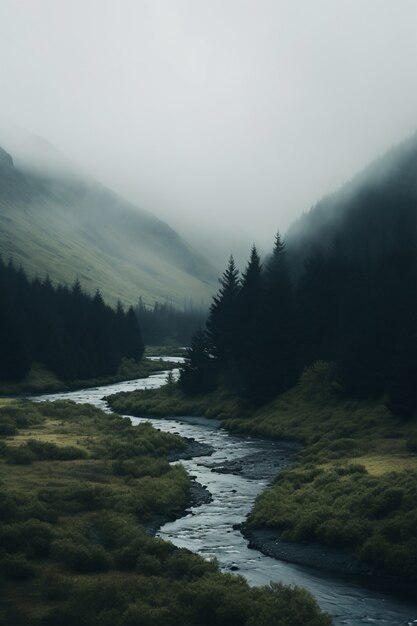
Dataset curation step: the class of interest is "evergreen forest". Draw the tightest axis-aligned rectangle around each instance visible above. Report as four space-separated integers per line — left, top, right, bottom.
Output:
136 299 206 347
180 228 416 419
0 259 144 382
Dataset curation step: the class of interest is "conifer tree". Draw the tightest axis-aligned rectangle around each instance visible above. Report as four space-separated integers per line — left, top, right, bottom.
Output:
206 255 240 365
179 329 215 395
264 232 291 301
124 306 145 361
262 232 298 396
236 245 265 401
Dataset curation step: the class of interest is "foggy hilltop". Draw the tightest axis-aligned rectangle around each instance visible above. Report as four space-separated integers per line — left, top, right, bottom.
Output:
0 117 416 310
0 122 218 308
285 132 417 277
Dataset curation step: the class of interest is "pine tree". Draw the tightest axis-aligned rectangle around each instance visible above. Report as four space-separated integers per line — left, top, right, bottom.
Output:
124 307 145 362
206 255 241 365
236 245 265 402
179 329 215 395
262 232 298 396
264 232 291 301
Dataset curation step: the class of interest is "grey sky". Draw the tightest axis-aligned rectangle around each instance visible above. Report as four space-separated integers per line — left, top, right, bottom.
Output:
0 0 416 261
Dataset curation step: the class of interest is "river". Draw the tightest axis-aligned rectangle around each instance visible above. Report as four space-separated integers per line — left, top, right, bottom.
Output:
31 362 416 626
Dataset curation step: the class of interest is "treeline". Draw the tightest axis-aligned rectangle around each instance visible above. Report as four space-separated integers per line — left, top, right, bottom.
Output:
136 299 207 346
180 233 416 418
0 258 144 382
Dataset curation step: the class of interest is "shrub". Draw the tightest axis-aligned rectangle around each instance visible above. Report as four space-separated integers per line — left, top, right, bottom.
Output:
1 553 36 579
406 438 417 453
6 446 37 465
51 540 111 573
0 421 17 436
41 573 72 601
26 439 87 460
0 520 53 557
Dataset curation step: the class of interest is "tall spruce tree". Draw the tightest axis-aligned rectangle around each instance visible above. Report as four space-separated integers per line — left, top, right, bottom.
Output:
236 245 265 402
263 232 298 396
206 255 241 367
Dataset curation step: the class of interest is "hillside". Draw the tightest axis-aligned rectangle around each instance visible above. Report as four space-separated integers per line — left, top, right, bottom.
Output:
0 124 218 307
285 133 417 277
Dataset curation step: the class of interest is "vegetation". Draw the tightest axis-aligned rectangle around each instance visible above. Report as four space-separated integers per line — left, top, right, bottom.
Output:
0 258 144 383
107 384 240 420
109 361 417 583
178 135 417 417
247 464 417 582
145 346 187 357
0 139 217 308
0 399 330 626
180 227 416 418
224 362 417 582
0 358 177 396
169 155 417 584
137 300 207 346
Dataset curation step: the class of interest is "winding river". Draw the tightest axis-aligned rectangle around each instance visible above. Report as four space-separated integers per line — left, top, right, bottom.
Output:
31 362 416 626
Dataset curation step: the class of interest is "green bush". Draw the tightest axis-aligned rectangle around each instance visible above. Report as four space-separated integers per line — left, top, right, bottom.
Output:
0 520 53 557
1 553 36 579
41 573 72 601
51 539 111 573
26 439 87 460
0 421 17 436
248 467 417 581
6 446 37 465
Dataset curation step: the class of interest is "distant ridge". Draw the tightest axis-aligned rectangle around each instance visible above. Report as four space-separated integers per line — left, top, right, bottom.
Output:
0 121 218 307
285 132 417 276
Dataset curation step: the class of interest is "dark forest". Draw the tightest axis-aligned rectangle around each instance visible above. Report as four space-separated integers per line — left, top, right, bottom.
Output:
0 259 144 382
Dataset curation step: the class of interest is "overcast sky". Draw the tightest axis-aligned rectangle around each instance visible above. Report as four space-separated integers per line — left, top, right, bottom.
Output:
0 0 416 261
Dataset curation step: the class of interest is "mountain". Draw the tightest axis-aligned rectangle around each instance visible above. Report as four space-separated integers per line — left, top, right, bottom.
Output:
0 122 218 307
285 132 417 276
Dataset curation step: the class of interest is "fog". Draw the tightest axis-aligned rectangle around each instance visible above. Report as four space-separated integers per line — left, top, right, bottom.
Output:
0 0 416 264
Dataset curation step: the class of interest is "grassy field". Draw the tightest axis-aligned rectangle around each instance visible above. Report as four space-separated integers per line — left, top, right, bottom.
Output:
0 399 330 626
107 361 417 583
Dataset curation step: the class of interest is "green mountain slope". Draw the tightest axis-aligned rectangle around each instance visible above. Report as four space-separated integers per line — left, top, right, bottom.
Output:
0 126 218 307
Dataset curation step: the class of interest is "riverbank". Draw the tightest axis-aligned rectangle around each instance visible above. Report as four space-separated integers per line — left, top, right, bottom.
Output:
143 479 213 535
142 437 214 534
0 358 178 396
209 444 415 595
0 398 331 626
106 361 417 589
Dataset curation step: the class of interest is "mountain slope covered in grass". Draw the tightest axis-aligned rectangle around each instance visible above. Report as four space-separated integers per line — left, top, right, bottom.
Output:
0 123 218 307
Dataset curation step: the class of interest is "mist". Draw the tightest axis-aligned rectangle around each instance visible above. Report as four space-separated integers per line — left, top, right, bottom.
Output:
0 0 416 264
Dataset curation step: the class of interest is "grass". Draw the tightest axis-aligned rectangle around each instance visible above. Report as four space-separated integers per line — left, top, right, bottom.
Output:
328 454 417 476
0 179 217 308
0 399 330 626
107 385 241 420
107 360 417 584
0 357 177 396
145 345 188 357
225 362 417 583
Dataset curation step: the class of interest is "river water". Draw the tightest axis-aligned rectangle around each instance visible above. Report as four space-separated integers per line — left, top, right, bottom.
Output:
31 363 416 626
